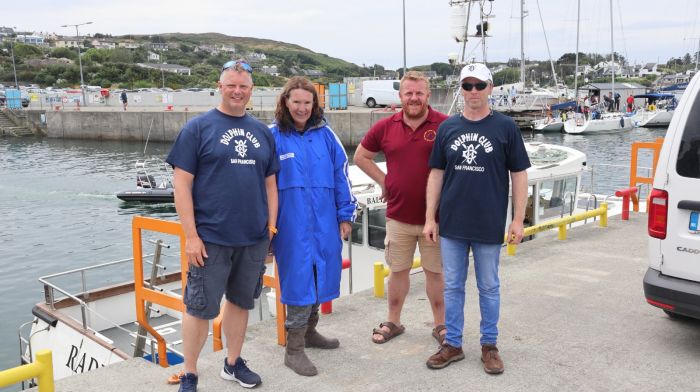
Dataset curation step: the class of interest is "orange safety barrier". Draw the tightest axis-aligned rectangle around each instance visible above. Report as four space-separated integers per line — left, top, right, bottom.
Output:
135 216 290 359
614 187 638 220
629 137 663 212
132 216 187 368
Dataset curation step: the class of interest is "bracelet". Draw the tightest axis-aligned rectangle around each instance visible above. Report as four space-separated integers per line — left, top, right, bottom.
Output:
268 225 278 235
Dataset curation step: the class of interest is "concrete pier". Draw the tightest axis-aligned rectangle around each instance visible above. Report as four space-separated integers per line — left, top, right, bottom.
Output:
26 105 539 147
32 214 700 392
40 107 396 147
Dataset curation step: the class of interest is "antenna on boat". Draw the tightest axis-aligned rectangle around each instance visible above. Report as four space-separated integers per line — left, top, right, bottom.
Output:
574 0 580 108
143 117 155 156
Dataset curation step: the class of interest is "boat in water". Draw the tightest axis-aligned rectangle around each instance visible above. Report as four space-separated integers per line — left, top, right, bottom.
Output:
564 110 635 134
116 159 174 203
531 101 576 133
631 93 677 128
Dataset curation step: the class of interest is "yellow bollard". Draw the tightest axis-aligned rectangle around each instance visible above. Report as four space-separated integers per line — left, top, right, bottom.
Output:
36 350 54 392
558 224 567 240
374 262 385 298
0 350 54 392
373 259 422 298
599 202 608 227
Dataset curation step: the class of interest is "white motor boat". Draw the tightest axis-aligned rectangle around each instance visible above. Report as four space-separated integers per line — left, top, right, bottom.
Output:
631 93 677 128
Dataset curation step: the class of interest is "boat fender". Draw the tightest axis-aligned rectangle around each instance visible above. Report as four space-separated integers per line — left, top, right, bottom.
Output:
619 118 624 128
32 305 58 327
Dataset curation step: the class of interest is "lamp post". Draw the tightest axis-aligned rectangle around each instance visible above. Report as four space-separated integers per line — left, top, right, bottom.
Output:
9 27 18 89
402 0 407 77
60 21 92 106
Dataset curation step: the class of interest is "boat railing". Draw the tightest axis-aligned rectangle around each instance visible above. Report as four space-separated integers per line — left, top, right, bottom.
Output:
587 163 653 200
561 191 577 225
39 249 170 327
583 194 599 223
135 158 173 189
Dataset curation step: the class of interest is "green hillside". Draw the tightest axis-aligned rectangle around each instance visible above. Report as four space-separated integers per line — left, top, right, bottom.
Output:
0 32 372 88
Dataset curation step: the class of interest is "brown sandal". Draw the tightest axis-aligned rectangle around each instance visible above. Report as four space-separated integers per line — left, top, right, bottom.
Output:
371 322 405 344
432 324 446 345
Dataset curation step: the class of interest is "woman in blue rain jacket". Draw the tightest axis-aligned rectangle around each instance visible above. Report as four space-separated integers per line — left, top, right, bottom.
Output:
270 77 357 376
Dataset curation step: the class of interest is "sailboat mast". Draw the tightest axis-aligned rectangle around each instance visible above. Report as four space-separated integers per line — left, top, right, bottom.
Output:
610 0 615 102
574 0 580 103
520 0 526 85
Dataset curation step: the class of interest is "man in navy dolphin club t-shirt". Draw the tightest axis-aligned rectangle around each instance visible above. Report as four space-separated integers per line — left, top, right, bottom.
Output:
166 60 280 391
423 63 531 374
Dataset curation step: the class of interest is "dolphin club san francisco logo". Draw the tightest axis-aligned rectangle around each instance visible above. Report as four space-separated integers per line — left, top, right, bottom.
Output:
220 128 260 165
450 132 493 172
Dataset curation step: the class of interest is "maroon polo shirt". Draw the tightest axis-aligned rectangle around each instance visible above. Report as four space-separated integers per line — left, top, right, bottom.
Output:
360 106 448 225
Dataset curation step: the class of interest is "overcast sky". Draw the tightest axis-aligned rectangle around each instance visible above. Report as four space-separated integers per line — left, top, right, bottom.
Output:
5 0 700 69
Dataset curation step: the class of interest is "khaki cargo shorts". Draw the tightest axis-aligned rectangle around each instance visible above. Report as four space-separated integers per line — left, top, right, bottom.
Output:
385 218 442 273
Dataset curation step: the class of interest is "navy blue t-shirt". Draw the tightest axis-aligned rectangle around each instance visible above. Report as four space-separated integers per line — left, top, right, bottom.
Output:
166 109 280 247
429 111 531 244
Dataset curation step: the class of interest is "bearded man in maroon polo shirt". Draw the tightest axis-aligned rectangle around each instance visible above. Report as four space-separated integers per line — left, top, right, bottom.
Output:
354 71 449 345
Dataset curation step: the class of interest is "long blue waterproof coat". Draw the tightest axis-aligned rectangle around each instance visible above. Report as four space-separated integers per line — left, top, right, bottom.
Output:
271 120 357 306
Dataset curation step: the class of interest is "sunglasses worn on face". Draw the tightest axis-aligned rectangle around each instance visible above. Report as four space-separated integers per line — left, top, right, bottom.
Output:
462 82 488 91
222 60 253 73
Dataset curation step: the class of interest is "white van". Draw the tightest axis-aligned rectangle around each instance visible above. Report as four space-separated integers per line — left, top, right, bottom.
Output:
644 72 700 319
361 80 401 108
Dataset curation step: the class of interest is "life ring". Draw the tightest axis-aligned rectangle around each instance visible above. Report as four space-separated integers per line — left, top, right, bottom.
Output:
648 104 656 111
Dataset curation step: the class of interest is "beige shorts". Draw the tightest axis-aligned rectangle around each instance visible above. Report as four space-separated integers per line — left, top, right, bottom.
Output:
385 218 442 273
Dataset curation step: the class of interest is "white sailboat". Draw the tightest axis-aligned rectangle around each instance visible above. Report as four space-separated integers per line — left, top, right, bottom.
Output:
564 0 633 134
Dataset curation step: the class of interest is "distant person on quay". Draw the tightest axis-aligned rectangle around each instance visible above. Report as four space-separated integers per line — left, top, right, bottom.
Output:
627 94 635 112
120 90 128 111
166 59 279 392
423 63 531 374
269 76 357 376
354 71 449 347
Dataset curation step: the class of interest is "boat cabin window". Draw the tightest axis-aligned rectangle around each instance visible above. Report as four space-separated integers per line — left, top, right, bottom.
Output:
524 184 537 227
368 207 387 250
350 209 364 245
538 177 578 220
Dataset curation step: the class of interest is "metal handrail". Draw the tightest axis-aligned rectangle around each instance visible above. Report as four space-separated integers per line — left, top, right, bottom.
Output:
561 191 576 218
584 194 599 223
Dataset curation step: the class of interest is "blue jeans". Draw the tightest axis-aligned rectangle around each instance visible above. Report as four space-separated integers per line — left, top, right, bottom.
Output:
440 236 502 347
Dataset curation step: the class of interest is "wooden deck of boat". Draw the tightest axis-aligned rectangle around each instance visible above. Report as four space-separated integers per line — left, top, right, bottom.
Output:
33 213 700 391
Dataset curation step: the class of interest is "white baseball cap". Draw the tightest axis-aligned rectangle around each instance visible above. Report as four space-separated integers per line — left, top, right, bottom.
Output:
459 63 492 83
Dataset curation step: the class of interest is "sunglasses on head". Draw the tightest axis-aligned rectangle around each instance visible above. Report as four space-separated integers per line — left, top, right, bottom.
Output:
461 81 489 91
222 60 253 73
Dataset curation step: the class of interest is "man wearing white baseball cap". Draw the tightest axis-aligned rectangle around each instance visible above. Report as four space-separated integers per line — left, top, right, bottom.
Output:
423 63 530 374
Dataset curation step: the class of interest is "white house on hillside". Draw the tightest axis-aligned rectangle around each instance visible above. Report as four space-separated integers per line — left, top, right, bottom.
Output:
639 63 660 77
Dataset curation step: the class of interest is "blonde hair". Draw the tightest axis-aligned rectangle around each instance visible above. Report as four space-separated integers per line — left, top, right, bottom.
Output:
400 70 430 90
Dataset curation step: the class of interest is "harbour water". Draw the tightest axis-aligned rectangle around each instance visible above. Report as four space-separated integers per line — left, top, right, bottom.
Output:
0 126 666 386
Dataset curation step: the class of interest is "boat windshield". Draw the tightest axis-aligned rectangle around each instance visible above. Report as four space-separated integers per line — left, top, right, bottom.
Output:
528 145 569 165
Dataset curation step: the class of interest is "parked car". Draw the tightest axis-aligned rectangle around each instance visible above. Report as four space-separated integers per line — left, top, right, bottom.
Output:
644 71 700 320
